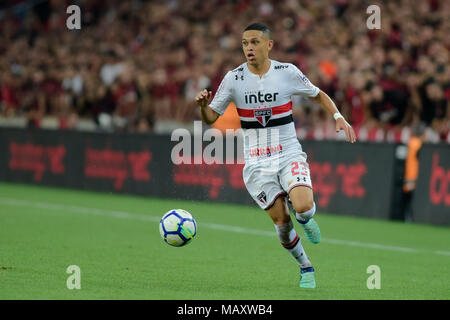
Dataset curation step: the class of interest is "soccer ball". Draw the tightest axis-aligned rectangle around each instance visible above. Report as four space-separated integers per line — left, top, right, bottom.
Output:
159 209 197 247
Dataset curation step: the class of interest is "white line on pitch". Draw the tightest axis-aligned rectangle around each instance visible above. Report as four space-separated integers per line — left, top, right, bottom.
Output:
0 197 448 257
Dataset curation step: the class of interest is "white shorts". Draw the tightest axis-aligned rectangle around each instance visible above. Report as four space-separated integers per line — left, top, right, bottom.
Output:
243 152 313 210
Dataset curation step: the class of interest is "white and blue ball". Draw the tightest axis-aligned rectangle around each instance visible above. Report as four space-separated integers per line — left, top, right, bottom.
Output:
159 209 197 247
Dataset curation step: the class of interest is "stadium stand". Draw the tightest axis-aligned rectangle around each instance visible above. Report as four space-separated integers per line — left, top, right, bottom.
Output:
0 0 448 143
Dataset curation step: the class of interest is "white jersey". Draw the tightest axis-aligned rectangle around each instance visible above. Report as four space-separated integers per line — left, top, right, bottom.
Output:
209 59 320 163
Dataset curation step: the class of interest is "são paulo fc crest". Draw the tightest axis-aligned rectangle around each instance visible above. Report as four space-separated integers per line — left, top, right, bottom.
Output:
257 191 267 205
254 109 272 127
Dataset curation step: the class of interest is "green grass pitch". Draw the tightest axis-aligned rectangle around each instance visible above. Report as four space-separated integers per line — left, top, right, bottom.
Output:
0 182 449 299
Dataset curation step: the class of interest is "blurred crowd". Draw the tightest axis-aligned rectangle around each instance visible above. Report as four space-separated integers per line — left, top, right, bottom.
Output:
0 0 449 143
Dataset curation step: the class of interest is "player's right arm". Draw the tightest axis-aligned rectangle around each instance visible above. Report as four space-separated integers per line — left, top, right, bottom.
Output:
195 71 234 125
195 89 220 125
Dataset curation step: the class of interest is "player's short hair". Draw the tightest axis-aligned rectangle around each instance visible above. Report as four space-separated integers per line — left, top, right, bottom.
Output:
244 23 272 39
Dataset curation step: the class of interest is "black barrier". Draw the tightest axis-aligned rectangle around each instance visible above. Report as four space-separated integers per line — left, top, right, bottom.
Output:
0 127 445 225
412 144 450 225
301 141 397 220
0 128 176 199
2 129 76 188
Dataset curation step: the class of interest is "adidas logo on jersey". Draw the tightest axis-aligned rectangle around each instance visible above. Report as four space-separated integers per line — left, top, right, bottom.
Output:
244 92 279 104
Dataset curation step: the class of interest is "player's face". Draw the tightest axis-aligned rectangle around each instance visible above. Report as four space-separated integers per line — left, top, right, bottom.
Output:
242 30 273 66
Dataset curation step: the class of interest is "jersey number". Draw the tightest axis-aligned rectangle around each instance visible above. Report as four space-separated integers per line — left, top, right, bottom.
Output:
291 161 308 176
291 162 300 176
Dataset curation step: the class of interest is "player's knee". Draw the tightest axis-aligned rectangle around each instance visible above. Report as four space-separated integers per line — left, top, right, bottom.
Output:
294 201 316 221
293 199 315 215
272 214 291 225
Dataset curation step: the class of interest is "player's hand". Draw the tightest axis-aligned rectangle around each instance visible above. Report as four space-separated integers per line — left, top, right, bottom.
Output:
336 118 357 143
195 89 212 108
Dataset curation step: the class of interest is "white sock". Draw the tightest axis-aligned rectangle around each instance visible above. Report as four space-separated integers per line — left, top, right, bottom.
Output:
274 221 311 267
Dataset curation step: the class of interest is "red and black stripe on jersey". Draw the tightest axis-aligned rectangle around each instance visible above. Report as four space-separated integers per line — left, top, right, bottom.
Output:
237 101 293 129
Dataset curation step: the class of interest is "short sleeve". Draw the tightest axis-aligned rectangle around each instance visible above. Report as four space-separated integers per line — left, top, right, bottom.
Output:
209 71 234 116
289 64 320 98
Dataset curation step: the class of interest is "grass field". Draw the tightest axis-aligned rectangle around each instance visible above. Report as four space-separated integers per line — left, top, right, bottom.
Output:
0 182 449 300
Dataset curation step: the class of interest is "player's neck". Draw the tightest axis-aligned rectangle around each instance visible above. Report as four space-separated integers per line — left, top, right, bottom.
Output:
247 59 271 78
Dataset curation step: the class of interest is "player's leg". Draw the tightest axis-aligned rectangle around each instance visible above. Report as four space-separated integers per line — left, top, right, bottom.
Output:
266 196 311 267
280 156 321 244
243 163 316 288
288 186 321 244
288 184 315 220
265 196 316 288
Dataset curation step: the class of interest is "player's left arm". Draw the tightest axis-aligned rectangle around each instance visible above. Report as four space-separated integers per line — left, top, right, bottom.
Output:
311 90 357 143
289 64 356 143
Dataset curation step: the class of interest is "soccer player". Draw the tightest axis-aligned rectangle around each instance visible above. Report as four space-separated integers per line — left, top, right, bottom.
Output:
195 23 356 288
